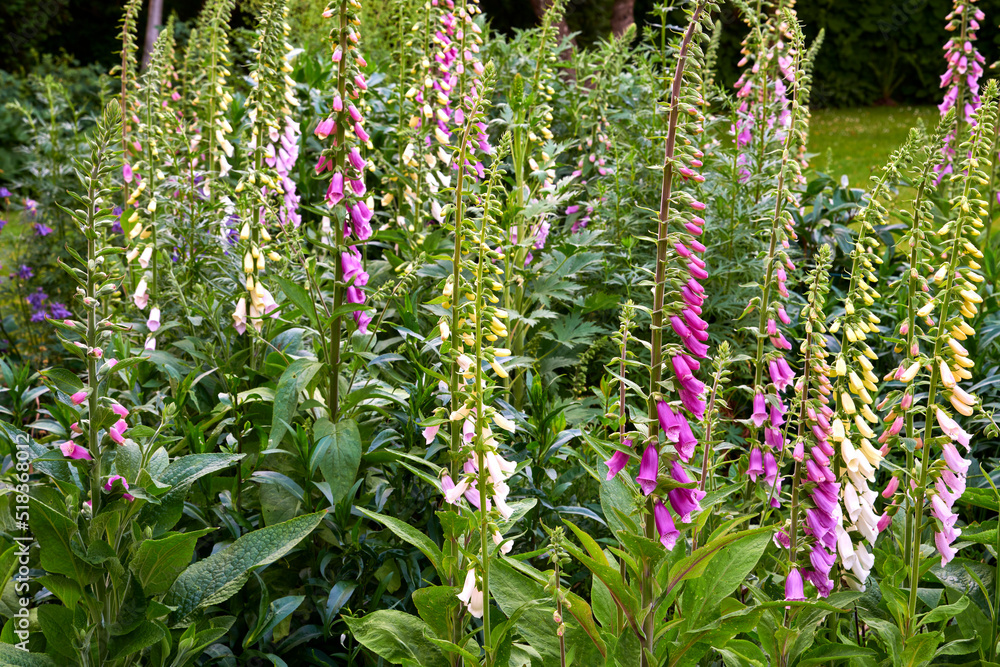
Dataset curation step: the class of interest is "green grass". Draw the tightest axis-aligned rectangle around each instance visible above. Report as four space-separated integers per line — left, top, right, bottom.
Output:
809 105 941 188
0 211 26 276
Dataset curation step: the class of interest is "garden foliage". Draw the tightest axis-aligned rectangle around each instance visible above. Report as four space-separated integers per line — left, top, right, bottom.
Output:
1 0 1000 665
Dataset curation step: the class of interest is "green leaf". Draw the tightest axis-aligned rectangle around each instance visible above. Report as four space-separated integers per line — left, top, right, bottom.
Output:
499 557 606 658
797 644 876 666
935 635 981 657
107 621 166 661
137 453 243 534
243 595 304 648
490 559 605 666
412 586 459 639
959 487 998 511
900 630 943 667
313 418 362 505
358 507 444 578
344 610 450 667
0 644 57 666
596 453 639 536
39 368 83 396
163 511 324 626
918 595 969 629
680 529 771 631
35 575 83 611
129 528 215 596
29 498 97 584
270 359 323 449
716 638 768 667
275 276 318 327
661 526 770 604
36 605 76 659
562 539 639 638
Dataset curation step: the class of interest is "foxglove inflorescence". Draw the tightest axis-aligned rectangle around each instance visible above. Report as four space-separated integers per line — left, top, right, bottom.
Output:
232 0 292 335
644 0 715 552
828 137 915 590
906 82 997 573
744 9 806 515
936 0 985 180
319 0 374 334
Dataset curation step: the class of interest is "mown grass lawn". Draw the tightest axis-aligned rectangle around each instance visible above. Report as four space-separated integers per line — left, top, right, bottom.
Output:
808 105 941 188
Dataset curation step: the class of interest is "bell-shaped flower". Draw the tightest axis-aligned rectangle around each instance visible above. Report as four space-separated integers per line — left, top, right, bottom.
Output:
60 440 93 460
636 444 659 496
751 393 768 428
747 447 764 481
605 439 632 481
785 568 805 602
104 475 135 501
654 500 680 551
457 568 484 618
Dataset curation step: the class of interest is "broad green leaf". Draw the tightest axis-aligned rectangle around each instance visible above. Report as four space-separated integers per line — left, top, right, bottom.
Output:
935 635 980 657
270 359 323 448
716 638 768 667
490 558 605 666
0 547 18 596
163 511 324 626
325 580 357 622
960 521 997 545
599 461 639 536
35 575 83 611
0 423 84 491
0 644 57 666
412 586 459 639
661 526 770 605
859 614 903 662
129 528 215 596
500 557 606 658
275 276 318 327
107 621 166 661
918 595 969 629
243 595 304 647
137 453 243 534
680 529 771 630
344 610 450 667
314 418 362 505
258 477 301 526
36 605 75 660
358 507 444 578
39 368 83 396
959 487 998 511
29 498 97 584
797 643 877 666
900 630 943 667
562 539 639 637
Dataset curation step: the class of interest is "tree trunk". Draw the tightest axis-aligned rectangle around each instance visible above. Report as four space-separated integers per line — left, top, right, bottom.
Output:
611 0 635 38
142 0 165 69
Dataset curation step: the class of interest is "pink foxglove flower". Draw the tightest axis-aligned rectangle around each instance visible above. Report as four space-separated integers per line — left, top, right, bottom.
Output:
60 441 93 460
636 444 659 496
654 500 680 551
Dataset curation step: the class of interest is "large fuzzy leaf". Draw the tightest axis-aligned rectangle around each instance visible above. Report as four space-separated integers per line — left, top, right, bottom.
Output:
163 511 324 626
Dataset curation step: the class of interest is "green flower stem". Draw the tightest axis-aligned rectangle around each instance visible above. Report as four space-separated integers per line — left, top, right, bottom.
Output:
645 4 706 663
902 159 932 573
327 0 349 422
